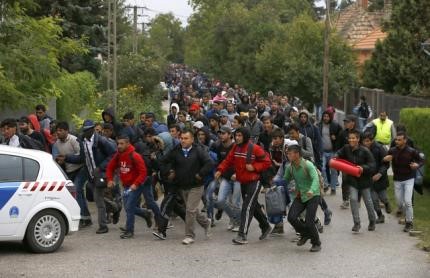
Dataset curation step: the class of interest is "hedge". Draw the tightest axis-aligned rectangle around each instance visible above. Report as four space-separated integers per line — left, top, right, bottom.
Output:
399 108 430 183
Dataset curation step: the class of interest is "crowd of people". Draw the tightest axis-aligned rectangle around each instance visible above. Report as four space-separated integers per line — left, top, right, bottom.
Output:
0 64 425 253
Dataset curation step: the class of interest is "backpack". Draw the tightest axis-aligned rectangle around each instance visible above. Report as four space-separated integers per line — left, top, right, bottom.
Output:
18 134 45 151
245 142 276 187
289 159 324 195
358 102 370 119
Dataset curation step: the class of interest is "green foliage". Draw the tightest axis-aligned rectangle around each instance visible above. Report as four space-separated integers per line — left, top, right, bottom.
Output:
0 3 86 110
363 0 430 95
54 71 98 121
185 0 314 91
256 14 356 105
98 86 164 123
399 108 430 182
146 13 185 63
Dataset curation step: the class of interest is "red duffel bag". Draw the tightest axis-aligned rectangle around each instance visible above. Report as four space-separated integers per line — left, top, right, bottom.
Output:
329 158 361 177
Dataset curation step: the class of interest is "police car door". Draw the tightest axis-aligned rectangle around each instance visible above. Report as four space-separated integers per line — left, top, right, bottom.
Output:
0 154 40 236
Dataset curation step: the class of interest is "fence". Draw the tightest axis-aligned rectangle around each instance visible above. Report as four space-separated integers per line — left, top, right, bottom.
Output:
343 87 430 123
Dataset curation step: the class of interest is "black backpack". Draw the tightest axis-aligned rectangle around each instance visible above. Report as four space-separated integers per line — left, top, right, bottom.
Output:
18 134 45 151
359 102 370 119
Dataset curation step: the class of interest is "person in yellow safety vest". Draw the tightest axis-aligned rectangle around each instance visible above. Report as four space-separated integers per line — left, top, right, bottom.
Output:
370 112 396 148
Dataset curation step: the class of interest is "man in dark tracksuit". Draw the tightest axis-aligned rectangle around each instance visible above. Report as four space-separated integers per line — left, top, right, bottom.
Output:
361 132 391 223
161 129 214 245
335 130 377 233
215 127 272 245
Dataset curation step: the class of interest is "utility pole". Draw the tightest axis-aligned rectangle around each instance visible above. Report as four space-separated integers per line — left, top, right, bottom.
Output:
322 0 330 110
133 5 138 54
113 0 118 114
125 5 146 54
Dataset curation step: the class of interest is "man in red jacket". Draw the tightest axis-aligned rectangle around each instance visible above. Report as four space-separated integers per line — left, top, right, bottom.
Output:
106 135 152 239
215 127 272 244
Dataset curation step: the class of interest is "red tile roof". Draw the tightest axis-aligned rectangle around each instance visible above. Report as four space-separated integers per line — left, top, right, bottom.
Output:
353 28 387 50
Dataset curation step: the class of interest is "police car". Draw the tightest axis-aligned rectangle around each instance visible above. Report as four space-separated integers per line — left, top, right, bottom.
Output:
0 145 80 253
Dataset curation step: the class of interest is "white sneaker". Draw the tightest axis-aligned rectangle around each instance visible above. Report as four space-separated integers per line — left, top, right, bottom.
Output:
182 237 194 245
205 219 212 238
227 223 234 230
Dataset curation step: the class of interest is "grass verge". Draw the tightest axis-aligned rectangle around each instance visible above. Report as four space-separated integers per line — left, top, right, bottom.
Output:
386 180 430 252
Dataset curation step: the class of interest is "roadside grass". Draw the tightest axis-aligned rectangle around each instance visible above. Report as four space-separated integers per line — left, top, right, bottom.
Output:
386 180 430 252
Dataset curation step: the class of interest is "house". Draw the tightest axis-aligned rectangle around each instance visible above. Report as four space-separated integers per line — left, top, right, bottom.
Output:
334 0 391 65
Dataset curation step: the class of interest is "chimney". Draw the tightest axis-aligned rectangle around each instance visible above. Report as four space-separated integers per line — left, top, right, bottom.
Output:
358 0 368 9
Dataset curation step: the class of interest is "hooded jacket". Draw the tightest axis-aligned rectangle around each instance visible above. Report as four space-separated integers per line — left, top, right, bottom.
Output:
298 111 322 167
217 127 271 184
106 145 147 187
167 103 180 126
102 107 122 138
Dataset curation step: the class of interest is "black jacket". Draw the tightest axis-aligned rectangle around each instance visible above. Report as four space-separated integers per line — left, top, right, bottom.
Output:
162 143 214 189
335 145 376 189
388 146 424 182
368 142 390 192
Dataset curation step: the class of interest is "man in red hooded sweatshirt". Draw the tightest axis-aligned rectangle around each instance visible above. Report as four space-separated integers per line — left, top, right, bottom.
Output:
106 135 152 239
215 127 272 245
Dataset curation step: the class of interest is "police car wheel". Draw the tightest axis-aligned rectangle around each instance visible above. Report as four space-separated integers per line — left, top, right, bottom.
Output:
25 209 66 253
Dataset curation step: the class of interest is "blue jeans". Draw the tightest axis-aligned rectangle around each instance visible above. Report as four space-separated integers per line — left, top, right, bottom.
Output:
216 178 241 224
205 180 218 219
142 176 161 225
350 187 376 224
394 178 414 222
74 168 91 220
123 184 147 233
322 151 338 190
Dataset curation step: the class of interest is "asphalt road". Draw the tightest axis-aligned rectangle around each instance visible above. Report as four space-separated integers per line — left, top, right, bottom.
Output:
0 192 429 278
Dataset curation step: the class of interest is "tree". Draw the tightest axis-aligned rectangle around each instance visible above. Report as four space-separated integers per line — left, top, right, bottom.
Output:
255 14 357 105
362 0 430 96
146 13 185 63
185 0 313 89
0 2 85 109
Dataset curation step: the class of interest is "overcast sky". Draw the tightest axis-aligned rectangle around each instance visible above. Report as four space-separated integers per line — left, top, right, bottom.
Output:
125 0 332 27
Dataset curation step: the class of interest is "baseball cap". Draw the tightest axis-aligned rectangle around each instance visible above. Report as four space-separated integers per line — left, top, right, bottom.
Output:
82 119 95 131
219 109 229 117
218 126 232 134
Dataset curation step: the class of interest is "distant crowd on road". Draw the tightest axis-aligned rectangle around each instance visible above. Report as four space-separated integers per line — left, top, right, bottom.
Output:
0 64 425 252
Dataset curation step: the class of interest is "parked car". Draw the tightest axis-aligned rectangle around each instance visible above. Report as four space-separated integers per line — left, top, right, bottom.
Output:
0 145 80 253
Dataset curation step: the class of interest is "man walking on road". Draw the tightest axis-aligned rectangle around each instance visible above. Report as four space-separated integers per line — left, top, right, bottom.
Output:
215 127 272 245
283 144 322 252
163 129 213 245
384 132 424 232
106 135 152 239
335 130 377 233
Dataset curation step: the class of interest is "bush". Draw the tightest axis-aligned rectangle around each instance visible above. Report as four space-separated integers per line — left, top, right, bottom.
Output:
399 108 430 183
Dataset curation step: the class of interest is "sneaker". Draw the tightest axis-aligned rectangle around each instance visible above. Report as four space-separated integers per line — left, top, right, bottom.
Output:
310 244 322 252
79 219 92 228
232 235 248 245
120 231 133 239
315 218 324 233
215 209 223 221
270 224 284 236
396 209 403 217
112 211 120 225
297 236 309 246
340 201 349 209
227 220 234 231
376 214 385 224
352 223 361 233
385 202 392 214
324 210 333 226
404 222 413 233
167 221 174 229
96 226 109 234
144 211 153 228
231 225 240 232
182 237 194 245
119 226 127 232
259 225 272 240
210 218 216 228
152 231 167 240
323 185 329 193
368 221 376 231
205 219 212 238
330 189 336 196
